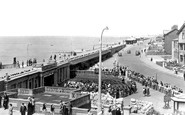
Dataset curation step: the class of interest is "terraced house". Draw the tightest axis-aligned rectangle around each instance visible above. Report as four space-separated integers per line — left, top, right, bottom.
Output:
163 25 178 55
178 23 185 65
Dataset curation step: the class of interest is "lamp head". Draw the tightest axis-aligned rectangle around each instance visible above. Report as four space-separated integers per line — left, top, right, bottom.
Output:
105 26 109 30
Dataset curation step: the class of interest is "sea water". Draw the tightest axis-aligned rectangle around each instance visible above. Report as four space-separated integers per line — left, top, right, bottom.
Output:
0 36 125 64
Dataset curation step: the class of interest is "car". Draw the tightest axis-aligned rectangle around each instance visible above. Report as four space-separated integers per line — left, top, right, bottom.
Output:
118 52 122 57
127 50 131 54
135 50 140 56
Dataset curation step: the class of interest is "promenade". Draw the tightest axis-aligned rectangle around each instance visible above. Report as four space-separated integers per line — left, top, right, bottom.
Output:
0 40 182 115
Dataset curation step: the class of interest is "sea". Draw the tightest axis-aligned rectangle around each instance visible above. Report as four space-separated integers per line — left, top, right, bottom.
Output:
0 36 126 64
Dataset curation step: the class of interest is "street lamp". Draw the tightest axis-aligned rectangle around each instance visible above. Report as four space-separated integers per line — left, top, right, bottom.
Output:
98 26 109 114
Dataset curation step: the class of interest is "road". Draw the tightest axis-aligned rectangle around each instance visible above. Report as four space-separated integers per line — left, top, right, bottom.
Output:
102 41 185 114
117 42 185 92
103 41 185 91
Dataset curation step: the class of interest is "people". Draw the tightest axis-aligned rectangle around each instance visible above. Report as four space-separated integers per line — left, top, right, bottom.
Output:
42 103 47 113
146 85 150 96
87 109 93 115
116 107 121 115
31 97 35 114
9 103 13 115
3 92 9 110
59 101 64 115
20 103 27 115
143 86 146 96
107 106 112 115
50 104 55 115
27 97 33 115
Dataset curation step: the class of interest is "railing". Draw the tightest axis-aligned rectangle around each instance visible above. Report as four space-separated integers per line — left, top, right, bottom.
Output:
32 87 45 95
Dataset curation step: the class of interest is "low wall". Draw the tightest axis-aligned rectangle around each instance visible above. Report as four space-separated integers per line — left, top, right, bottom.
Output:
32 87 45 94
70 94 91 109
9 98 62 115
1 64 18 69
18 88 33 96
156 61 163 67
72 107 97 115
45 86 80 94
9 94 91 115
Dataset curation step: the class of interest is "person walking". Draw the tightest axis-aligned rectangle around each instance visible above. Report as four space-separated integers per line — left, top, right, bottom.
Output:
3 92 9 109
116 107 121 115
42 103 47 114
59 101 64 115
9 104 13 115
20 103 27 115
31 97 35 114
50 104 55 115
146 85 150 96
27 99 33 115
143 86 146 96
87 109 93 115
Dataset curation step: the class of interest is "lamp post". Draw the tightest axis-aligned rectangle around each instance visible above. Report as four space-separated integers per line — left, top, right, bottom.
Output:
98 26 109 114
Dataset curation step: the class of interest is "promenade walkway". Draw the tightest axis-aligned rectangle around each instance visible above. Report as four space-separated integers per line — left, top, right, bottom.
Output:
123 82 173 115
0 41 179 115
0 108 44 115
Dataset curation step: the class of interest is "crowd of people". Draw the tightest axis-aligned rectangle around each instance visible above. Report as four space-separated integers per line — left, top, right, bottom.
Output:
0 93 37 115
65 76 137 99
126 68 183 96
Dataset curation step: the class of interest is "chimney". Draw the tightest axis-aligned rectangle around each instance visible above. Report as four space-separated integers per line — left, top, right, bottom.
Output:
171 25 178 30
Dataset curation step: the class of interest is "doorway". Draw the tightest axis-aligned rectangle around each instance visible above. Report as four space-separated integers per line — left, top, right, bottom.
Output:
44 74 54 86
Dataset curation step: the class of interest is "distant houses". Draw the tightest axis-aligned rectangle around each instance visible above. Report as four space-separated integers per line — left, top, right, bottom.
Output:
125 37 137 44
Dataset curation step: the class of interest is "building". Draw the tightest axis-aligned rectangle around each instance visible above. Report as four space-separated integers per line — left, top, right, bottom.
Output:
171 94 185 113
172 38 179 61
177 23 185 65
0 44 125 92
163 25 178 55
125 37 137 44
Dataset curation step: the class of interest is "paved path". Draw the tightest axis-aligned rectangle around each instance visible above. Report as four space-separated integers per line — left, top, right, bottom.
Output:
0 108 44 115
0 41 182 115
123 82 173 114
103 41 184 114
117 41 185 91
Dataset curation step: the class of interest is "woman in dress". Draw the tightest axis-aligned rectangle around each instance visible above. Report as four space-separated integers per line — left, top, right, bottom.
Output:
9 104 13 115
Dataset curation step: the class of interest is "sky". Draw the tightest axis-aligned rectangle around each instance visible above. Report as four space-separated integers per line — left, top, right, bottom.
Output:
0 0 185 37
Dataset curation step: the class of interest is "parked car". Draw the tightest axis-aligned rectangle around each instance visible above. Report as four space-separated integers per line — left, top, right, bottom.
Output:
118 52 122 57
127 50 131 54
135 50 140 56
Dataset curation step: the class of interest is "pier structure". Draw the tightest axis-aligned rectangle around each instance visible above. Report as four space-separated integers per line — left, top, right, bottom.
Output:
0 44 125 91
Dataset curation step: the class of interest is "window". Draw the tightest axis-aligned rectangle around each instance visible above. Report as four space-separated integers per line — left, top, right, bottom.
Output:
180 55 183 62
182 33 184 39
11 84 16 89
180 44 183 50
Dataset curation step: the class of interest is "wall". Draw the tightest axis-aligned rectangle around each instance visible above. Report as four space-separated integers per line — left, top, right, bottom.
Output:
32 87 45 94
9 98 62 115
0 80 5 91
70 94 91 109
1 64 18 69
178 28 185 65
164 30 178 54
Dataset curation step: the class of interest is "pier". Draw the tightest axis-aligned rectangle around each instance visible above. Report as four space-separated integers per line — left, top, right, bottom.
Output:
0 44 125 92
